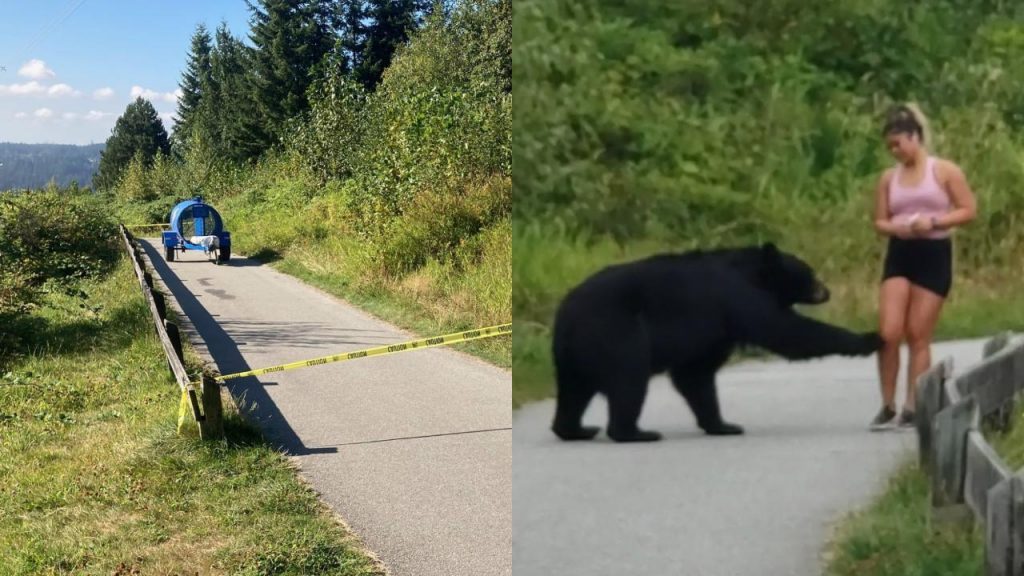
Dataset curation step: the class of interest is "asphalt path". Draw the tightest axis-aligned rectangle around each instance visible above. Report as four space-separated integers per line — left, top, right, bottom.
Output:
138 239 511 576
512 338 987 576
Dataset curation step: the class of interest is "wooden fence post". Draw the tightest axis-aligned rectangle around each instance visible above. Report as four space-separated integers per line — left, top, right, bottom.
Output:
198 374 224 441
917 357 952 471
988 476 1015 576
932 397 978 515
1012 475 1024 575
984 332 1014 359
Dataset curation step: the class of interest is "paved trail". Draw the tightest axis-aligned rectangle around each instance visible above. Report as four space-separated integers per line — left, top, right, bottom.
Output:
513 339 986 576
139 240 511 576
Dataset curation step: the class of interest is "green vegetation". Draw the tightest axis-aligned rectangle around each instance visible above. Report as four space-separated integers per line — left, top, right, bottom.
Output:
0 259 382 575
0 188 119 353
823 461 984 576
110 0 510 367
93 98 171 191
0 188 381 573
825 362 1024 576
1 0 509 573
513 0 1024 405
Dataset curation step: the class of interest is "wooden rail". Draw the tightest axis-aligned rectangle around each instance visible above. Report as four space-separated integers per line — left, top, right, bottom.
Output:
915 331 1024 574
118 224 223 440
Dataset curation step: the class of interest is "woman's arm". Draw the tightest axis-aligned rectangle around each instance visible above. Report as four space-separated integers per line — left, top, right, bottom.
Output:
910 160 978 235
934 160 977 230
873 168 907 238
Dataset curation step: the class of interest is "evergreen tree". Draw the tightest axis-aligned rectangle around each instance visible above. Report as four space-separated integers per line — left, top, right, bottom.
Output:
354 0 426 90
208 23 264 162
246 0 336 151
337 0 367 75
173 23 213 152
93 98 171 191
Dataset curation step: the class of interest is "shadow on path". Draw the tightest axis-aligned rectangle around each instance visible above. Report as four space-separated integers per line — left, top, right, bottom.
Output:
139 240 336 455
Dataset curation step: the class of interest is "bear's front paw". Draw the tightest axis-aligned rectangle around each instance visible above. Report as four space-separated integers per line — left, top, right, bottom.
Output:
855 331 884 355
702 422 745 436
552 425 601 441
607 427 663 442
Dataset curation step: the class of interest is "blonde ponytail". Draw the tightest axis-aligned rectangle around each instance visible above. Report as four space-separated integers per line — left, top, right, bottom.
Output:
903 102 932 148
882 102 933 148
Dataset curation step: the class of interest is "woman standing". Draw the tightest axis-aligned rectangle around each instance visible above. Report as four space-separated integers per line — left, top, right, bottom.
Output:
869 103 977 430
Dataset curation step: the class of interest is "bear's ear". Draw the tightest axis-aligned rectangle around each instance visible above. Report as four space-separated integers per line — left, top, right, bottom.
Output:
761 242 779 259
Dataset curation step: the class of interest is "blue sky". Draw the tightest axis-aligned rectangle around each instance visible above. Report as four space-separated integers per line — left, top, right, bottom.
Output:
0 0 253 145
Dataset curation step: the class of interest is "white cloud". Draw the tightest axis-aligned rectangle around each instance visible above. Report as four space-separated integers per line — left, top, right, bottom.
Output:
34 108 54 118
47 83 81 97
18 59 55 80
0 81 46 95
62 112 79 120
0 81 80 98
131 85 180 103
85 110 113 121
14 112 27 119
93 87 114 100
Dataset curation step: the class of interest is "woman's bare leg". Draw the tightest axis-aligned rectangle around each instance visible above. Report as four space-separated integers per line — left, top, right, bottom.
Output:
878 278 911 410
904 284 946 411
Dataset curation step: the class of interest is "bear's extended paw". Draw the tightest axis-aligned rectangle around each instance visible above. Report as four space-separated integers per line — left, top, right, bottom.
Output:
702 422 745 436
607 427 663 442
853 331 885 356
552 425 601 441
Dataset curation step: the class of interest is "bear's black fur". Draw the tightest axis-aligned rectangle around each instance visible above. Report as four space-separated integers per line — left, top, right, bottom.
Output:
550 243 883 442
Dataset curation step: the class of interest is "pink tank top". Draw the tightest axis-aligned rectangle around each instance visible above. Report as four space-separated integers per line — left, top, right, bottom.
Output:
888 156 951 239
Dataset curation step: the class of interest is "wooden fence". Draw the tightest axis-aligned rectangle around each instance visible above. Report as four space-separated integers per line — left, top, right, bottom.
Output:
916 330 1024 575
118 224 223 440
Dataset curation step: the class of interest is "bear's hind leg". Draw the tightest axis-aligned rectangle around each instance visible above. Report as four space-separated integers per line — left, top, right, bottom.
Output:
606 372 662 442
670 367 744 436
552 383 600 441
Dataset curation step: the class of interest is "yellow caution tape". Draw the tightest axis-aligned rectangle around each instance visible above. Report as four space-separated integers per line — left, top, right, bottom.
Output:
211 323 512 383
125 223 170 228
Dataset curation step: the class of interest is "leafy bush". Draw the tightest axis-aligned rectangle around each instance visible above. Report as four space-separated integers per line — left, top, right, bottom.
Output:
0 187 119 352
513 0 1024 252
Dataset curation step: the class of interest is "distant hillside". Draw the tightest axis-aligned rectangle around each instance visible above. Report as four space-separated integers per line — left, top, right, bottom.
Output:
0 142 105 190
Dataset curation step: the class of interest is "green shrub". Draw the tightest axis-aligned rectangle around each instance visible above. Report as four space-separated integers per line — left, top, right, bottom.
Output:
0 187 119 353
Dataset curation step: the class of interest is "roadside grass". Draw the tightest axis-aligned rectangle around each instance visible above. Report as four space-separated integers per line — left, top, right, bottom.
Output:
823 460 984 576
215 187 512 371
0 256 383 575
827 326 1024 576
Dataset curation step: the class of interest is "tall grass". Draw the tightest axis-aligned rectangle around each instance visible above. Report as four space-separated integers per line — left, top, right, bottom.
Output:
0 258 382 575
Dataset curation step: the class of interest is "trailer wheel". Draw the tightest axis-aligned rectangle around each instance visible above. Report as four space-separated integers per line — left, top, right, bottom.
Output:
165 246 175 261
218 246 230 262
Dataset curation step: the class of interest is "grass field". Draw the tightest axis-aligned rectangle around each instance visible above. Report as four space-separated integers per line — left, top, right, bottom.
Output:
0 256 383 575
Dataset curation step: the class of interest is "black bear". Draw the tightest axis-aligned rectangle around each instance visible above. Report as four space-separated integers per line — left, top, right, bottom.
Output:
550 243 883 442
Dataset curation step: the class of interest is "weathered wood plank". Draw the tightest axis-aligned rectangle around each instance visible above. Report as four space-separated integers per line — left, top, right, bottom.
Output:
119 225 204 424
964 430 1011 523
987 477 1012 576
932 397 978 508
917 357 953 471
953 342 1024 419
1012 475 1024 575
199 374 224 441
985 332 1015 358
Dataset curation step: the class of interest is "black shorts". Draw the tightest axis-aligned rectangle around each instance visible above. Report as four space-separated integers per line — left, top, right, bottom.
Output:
882 237 953 298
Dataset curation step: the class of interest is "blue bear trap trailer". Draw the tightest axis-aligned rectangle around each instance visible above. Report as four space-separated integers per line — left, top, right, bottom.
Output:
162 196 231 263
